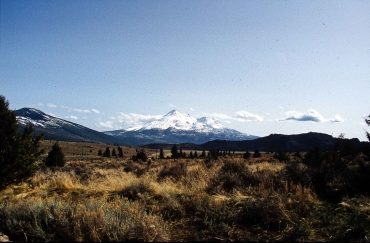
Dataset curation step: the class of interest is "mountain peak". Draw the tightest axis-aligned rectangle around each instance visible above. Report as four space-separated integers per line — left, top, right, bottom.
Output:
164 109 189 118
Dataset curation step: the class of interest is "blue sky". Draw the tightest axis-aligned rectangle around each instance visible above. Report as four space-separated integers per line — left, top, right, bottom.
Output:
1 0 370 141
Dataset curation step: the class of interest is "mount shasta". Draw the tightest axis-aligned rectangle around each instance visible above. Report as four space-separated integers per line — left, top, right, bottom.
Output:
104 109 258 145
16 108 257 146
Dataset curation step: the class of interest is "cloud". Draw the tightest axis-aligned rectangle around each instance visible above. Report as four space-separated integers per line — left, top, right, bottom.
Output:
96 112 163 130
60 105 90 113
280 109 343 123
47 103 58 108
91 109 100 114
65 115 78 120
235 111 264 121
117 112 162 126
203 111 264 122
97 121 115 129
330 115 344 123
206 113 233 120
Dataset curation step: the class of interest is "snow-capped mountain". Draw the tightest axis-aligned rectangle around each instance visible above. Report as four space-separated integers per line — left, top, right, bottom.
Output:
104 110 258 145
16 108 119 144
136 110 225 131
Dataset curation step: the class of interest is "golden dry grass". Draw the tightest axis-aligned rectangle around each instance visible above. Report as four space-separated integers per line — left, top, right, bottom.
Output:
1 142 370 242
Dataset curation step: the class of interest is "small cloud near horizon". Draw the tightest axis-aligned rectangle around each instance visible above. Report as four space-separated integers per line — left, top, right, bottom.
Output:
235 111 264 122
204 111 264 122
280 109 343 123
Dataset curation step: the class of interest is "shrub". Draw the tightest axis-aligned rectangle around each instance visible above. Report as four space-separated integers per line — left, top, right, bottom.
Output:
273 150 290 162
157 162 188 181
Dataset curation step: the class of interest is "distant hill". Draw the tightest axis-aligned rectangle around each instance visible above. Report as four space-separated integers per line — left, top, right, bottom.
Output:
144 132 370 152
16 108 120 144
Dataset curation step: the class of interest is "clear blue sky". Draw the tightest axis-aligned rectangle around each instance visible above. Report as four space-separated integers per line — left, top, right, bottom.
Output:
1 0 369 141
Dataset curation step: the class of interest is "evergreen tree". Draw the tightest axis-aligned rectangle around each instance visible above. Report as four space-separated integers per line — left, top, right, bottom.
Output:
45 142 66 167
112 148 117 157
103 147 111 157
171 145 178 159
98 149 103 156
132 148 148 162
200 150 206 158
117 147 124 157
194 151 198 158
253 149 261 158
366 114 370 141
243 151 251 159
189 151 193 159
0 95 44 189
159 147 165 159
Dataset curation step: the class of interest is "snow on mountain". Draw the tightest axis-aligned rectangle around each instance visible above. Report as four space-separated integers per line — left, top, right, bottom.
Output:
16 108 84 129
104 110 258 145
130 110 227 132
15 108 119 144
139 110 198 131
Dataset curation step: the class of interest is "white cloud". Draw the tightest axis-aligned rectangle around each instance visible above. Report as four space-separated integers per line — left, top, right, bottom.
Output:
280 109 343 123
71 108 90 113
47 103 58 108
235 111 264 121
66 115 78 120
97 121 115 129
60 105 90 113
203 111 264 122
96 112 163 130
206 113 233 120
91 109 100 114
330 115 344 123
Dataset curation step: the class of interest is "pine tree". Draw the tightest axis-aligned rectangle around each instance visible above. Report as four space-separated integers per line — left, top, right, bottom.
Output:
132 148 148 162
171 145 178 159
243 151 251 159
117 147 124 157
189 151 193 159
0 95 44 189
366 114 370 141
194 151 198 158
112 148 117 157
98 149 103 156
45 142 66 167
200 150 206 158
103 147 111 157
253 149 261 158
159 147 165 159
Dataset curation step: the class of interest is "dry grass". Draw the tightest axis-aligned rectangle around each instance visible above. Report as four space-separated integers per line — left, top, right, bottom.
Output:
1 142 370 241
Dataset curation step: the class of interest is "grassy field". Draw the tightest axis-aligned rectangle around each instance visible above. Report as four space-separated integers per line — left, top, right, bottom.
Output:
0 141 369 241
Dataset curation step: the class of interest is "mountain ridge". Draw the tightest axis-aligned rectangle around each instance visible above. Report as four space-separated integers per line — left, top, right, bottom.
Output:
16 108 120 144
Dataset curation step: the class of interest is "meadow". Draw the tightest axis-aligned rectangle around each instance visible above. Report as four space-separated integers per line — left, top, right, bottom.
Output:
0 140 369 242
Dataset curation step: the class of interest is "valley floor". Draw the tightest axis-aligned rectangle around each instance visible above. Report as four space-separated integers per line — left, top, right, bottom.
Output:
1 148 370 242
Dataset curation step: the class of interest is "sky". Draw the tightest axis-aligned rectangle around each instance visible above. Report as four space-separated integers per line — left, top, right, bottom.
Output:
1 0 370 141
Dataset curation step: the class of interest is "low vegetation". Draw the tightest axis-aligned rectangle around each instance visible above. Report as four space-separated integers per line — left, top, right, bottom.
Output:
1 142 370 242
